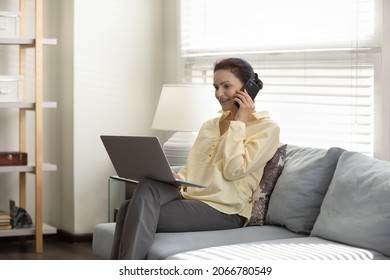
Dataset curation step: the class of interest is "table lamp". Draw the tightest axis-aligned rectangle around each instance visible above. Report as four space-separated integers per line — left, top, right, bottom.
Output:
151 84 220 166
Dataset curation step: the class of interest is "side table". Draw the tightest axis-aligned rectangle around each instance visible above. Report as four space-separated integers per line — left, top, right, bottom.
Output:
107 176 138 222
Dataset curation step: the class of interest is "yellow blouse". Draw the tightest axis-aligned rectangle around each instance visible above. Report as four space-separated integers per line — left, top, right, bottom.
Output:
179 110 280 225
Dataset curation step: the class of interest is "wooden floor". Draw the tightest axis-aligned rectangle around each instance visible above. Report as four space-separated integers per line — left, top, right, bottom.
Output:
0 235 103 260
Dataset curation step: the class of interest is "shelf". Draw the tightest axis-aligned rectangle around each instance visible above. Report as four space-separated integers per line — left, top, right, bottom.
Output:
0 223 57 237
1 0 57 253
0 38 57 46
0 163 57 173
0 101 57 109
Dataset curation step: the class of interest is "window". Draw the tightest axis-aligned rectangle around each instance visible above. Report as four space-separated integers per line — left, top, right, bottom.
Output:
180 0 382 156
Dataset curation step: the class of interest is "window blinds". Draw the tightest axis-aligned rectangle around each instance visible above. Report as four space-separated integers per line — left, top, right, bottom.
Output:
180 0 381 155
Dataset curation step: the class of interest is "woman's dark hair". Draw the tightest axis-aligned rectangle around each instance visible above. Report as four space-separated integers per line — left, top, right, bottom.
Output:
213 58 263 90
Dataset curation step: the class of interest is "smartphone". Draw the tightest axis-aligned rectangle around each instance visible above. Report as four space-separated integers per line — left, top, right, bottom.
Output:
236 79 260 107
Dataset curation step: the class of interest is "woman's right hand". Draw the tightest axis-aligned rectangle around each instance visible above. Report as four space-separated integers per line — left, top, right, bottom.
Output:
234 89 255 123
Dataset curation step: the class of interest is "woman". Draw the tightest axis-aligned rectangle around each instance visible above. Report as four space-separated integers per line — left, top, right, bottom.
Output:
110 58 280 259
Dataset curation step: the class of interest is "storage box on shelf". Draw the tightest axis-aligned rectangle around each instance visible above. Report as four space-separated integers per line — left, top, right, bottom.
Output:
0 152 27 166
0 75 22 102
0 11 20 38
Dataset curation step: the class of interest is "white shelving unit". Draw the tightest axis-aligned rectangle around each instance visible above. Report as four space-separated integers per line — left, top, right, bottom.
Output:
0 38 56 45
0 224 57 238
0 101 57 109
0 163 57 173
0 0 57 253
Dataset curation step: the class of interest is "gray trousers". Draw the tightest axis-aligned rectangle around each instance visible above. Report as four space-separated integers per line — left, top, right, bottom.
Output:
110 179 244 260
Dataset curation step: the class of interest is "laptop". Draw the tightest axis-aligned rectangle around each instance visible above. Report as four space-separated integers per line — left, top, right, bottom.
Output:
100 135 205 188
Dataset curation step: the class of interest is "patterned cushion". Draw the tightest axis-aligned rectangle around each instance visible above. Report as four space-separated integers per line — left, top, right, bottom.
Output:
248 144 287 226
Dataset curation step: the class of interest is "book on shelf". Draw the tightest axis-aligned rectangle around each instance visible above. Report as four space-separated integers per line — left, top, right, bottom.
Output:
0 224 12 230
0 210 11 230
0 210 11 218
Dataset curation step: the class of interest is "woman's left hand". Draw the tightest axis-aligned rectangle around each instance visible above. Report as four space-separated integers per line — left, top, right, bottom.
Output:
172 171 184 180
234 89 255 123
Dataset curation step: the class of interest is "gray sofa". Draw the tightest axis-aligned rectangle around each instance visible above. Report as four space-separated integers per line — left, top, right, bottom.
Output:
92 145 390 260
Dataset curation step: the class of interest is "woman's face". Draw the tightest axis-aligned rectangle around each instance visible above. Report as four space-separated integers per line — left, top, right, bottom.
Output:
213 69 244 111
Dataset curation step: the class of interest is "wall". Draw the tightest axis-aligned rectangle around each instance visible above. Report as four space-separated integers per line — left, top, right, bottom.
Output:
60 0 164 234
379 0 390 161
163 0 181 83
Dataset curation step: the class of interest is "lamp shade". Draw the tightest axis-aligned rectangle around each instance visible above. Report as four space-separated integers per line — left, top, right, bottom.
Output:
152 84 220 132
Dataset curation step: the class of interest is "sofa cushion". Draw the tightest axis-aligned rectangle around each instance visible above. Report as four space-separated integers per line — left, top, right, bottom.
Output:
148 225 304 260
266 145 345 234
166 237 389 260
92 223 304 260
311 151 390 257
92 223 115 259
248 144 287 226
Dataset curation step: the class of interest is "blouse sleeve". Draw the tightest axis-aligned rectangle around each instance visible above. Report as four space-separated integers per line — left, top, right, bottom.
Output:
222 119 280 180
